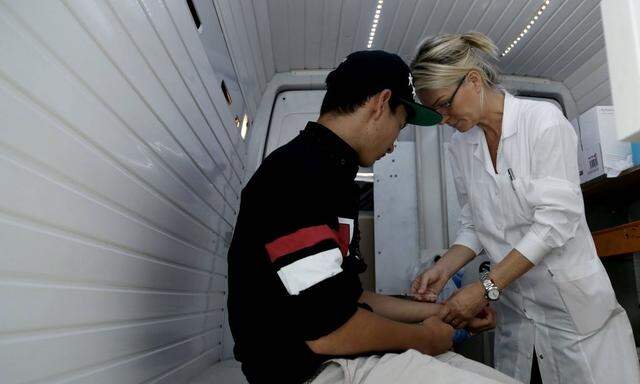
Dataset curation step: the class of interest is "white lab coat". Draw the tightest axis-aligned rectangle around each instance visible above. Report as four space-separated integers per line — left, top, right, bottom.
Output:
447 92 640 384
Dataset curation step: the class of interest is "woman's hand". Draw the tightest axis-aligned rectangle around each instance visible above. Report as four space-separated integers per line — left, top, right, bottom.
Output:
410 263 450 302
411 245 478 302
466 306 497 334
439 282 488 329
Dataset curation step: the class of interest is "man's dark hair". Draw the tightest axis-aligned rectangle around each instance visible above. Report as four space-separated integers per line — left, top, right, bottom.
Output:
315 50 443 126
319 83 403 117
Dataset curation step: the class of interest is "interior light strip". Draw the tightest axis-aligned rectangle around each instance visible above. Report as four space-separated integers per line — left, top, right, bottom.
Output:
367 0 384 49
501 0 550 57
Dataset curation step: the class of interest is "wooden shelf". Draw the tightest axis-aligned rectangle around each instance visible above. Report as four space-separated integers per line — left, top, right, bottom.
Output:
592 220 640 258
581 165 640 204
581 166 640 257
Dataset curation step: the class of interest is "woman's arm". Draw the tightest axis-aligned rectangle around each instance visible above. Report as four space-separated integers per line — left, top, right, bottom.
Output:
489 248 534 289
440 249 533 328
411 245 477 302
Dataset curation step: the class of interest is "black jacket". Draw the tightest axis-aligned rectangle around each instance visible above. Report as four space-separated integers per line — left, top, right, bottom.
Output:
227 122 367 383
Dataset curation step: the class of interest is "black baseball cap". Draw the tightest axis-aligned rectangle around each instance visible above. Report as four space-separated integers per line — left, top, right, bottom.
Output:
325 50 442 126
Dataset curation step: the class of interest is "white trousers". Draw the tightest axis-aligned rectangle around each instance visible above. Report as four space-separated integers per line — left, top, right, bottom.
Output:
310 350 522 384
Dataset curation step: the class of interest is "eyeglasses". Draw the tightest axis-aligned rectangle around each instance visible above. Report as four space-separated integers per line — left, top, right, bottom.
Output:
433 74 467 112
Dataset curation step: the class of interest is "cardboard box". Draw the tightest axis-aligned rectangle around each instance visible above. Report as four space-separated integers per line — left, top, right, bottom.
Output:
576 106 632 183
580 142 604 183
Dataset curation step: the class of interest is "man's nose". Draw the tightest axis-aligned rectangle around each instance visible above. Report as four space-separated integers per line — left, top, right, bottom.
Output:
387 143 396 154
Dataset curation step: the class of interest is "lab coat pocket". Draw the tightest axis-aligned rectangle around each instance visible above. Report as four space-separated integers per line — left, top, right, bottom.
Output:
468 180 494 232
550 260 617 335
499 177 532 226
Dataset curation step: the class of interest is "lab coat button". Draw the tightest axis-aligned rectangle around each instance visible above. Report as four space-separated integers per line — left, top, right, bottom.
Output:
539 354 544 360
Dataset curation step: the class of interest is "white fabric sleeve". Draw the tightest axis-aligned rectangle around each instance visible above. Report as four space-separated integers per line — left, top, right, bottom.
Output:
514 122 584 265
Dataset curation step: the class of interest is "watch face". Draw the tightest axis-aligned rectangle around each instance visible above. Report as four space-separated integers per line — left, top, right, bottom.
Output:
488 289 500 300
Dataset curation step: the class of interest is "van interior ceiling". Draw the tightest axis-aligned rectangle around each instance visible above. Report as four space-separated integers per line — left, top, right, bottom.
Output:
1 0 640 383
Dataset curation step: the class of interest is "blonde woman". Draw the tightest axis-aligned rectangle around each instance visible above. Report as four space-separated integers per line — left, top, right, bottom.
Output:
409 32 640 384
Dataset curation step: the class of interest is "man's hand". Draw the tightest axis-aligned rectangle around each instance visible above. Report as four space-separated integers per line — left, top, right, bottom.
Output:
416 316 454 355
466 306 497 335
411 263 450 302
439 282 488 329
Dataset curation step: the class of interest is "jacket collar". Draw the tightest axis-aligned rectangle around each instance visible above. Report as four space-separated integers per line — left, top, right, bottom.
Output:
301 121 360 180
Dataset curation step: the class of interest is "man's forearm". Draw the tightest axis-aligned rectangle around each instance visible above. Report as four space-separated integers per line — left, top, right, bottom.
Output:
306 308 434 356
359 291 441 323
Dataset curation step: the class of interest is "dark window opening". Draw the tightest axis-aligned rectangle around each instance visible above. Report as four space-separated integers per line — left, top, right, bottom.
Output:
186 0 201 29
221 80 233 106
357 181 374 211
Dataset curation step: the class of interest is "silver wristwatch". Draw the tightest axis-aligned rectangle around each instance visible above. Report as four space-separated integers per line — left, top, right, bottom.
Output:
480 271 501 301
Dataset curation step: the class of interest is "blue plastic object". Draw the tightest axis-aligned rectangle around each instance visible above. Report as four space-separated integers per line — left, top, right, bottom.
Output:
632 142 640 166
453 329 471 346
438 269 465 303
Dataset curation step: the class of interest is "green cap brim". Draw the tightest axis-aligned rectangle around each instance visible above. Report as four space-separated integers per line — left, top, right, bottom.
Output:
399 99 442 126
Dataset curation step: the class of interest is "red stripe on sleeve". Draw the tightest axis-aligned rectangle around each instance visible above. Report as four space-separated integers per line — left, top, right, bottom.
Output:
265 225 341 262
337 223 350 256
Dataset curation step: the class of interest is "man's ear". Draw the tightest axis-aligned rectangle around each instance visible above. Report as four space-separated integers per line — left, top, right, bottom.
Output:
371 89 392 121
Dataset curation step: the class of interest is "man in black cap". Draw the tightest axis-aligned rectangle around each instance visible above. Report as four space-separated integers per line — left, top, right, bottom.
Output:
227 50 512 384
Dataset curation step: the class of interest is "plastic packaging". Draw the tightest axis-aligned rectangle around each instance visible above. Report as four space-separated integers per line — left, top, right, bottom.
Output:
434 254 464 303
632 142 640 166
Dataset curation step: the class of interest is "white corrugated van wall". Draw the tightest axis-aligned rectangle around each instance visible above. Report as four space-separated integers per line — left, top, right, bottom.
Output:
563 46 613 115
0 0 246 382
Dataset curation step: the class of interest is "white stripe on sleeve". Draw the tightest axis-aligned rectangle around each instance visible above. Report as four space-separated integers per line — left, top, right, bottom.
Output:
276 248 343 295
